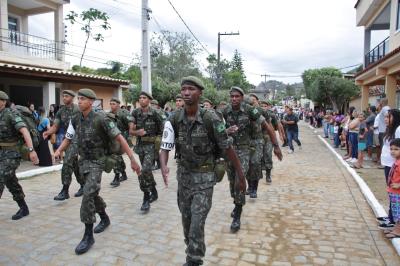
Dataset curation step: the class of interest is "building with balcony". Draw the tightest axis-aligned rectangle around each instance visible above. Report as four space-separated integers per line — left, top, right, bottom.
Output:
0 0 128 111
355 0 400 110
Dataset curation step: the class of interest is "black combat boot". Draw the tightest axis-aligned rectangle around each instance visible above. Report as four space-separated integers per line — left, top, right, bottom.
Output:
149 186 158 203
12 198 29 220
265 169 272 184
120 171 128 182
110 173 120 187
94 210 110 234
230 204 242 233
250 180 258 199
230 204 237 218
74 185 84 197
54 185 70 201
75 223 95 255
183 260 201 266
140 192 151 212
245 180 252 195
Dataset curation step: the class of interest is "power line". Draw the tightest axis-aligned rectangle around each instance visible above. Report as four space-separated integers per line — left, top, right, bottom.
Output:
166 0 211 55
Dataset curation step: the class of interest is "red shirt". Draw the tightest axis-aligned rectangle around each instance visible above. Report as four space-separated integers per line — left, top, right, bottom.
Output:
387 160 400 194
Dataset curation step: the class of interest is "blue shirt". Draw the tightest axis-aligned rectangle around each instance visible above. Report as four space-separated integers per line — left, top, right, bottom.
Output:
38 117 50 132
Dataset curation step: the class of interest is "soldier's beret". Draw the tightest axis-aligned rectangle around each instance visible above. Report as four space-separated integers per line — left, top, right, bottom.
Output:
78 88 97 100
0 90 9 100
203 98 213 105
139 91 153 100
230 86 244 96
181 76 205 90
62 90 76 97
151 99 159 105
249 93 259 100
110 97 121 104
175 94 183 100
219 101 227 105
259 100 268 105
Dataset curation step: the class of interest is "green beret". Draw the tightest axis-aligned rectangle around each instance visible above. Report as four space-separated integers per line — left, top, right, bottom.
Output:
110 97 121 104
203 98 213 105
175 94 183 100
139 91 153 100
78 88 97 100
230 86 244 96
181 76 205 90
249 93 259 100
219 101 227 105
62 90 76 97
259 100 268 105
0 90 9 100
151 99 159 105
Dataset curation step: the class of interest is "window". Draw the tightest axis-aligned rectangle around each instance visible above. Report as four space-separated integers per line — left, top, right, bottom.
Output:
397 0 400 30
8 17 18 32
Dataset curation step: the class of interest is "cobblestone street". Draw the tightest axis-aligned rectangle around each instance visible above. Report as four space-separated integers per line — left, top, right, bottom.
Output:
1 123 399 265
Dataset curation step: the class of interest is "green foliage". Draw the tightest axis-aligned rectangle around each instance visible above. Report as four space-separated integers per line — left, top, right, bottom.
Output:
66 8 111 66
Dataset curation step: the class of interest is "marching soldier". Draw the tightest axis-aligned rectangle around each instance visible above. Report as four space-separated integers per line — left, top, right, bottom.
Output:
175 94 185 110
54 88 141 255
131 92 166 212
44 90 84 200
222 87 282 232
0 91 39 220
160 76 246 266
108 97 135 187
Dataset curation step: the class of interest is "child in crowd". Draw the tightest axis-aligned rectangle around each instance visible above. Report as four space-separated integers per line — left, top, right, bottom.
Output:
384 138 400 238
352 113 367 169
333 121 340 148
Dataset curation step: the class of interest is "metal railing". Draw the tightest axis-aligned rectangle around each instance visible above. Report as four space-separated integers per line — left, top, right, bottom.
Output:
364 36 389 67
0 28 62 60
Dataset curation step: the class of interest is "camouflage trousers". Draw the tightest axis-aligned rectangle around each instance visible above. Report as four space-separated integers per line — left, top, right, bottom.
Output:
62 144 84 186
178 183 213 265
0 150 24 202
262 137 273 170
226 147 249 205
79 159 106 224
113 155 126 175
136 143 156 192
248 139 264 182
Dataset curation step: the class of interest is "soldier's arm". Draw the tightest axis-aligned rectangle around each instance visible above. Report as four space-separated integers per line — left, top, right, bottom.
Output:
19 127 39 164
159 149 170 187
225 147 246 192
55 138 71 157
115 134 141 175
261 121 283 161
44 109 62 138
277 121 286 141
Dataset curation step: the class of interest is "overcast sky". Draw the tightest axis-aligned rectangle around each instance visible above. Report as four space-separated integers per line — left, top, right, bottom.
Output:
29 0 389 85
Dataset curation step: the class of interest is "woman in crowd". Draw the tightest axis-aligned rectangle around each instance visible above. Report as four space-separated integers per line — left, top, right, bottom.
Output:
36 107 53 166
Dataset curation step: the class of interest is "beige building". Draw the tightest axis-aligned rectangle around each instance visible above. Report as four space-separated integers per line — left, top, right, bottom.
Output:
0 0 128 111
355 0 400 110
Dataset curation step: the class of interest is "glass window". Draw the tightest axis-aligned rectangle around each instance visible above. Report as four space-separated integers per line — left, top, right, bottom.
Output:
8 17 18 31
397 0 400 30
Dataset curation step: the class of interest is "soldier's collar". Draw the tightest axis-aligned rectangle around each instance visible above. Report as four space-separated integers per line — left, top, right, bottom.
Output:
80 110 95 120
179 108 203 124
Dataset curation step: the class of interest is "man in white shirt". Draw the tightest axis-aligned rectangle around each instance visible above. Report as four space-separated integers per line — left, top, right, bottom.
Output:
378 98 390 147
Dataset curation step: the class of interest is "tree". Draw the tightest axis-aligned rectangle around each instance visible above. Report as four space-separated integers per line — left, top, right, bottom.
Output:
66 8 111 66
285 84 295 97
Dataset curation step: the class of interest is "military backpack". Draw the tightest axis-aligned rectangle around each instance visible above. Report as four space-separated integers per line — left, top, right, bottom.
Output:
14 105 40 149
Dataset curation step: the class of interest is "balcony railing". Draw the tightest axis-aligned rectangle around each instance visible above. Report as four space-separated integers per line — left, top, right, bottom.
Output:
365 36 389 67
0 28 63 60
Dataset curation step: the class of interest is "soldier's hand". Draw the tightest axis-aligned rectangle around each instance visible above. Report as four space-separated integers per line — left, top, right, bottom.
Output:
280 135 285 143
42 131 50 140
54 149 61 161
236 176 246 194
161 166 169 188
131 160 141 176
136 129 146 137
226 125 238 135
29 151 39 165
274 147 283 161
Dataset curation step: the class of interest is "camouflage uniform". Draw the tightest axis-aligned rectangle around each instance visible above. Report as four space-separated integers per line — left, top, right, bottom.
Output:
262 110 279 171
0 108 26 202
222 102 261 205
112 108 134 176
169 108 230 265
54 104 84 187
69 110 121 224
132 107 165 193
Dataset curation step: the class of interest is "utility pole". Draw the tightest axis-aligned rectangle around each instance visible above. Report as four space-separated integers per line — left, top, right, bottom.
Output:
141 0 152 93
261 74 270 99
217 31 239 90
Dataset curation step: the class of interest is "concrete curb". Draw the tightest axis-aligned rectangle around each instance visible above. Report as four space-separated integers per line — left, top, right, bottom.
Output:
310 126 400 255
16 164 63 180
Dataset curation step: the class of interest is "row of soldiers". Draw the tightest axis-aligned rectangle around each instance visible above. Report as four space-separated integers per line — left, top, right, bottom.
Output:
0 76 283 266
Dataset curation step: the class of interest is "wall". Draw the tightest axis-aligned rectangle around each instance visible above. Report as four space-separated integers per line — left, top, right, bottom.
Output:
389 0 400 51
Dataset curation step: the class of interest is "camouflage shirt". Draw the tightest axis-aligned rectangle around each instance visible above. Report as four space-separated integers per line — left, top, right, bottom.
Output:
0 108 26 143
54 104 80 132
67 110 121 160
222 102 261 146
111 108 133 137
131 106 166 137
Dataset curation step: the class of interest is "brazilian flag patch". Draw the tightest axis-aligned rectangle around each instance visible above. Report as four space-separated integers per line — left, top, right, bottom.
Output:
252 108 258 115
15 117 23 123
216 123 225 133
109 122 115 128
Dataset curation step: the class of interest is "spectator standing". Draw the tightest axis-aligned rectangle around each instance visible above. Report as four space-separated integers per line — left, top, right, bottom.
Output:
36 107 53 166
29 103 39 121
378 98 390 155
365 106 377 161
379 109 400 229
352 113 368 169
347 110 360 164
282 107 302 154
